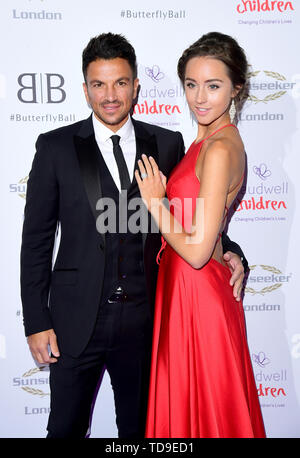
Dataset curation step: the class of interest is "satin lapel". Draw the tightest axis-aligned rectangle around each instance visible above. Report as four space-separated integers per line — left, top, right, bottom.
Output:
131 120 160 248
131 120 159 190
74 117 105 246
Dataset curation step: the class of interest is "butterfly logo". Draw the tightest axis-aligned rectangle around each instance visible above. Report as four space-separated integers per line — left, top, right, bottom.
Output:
253 163 271 180
145 65 165 83
252 351 271 368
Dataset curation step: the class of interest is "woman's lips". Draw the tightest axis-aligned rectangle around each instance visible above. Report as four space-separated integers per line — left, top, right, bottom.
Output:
195 107 210 116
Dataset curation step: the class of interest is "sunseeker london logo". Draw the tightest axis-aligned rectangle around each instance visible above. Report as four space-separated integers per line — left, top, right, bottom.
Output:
247 70 293 105
237 70 296 123
13 367 50 398
13 366 50 416
12 9 62 20
12 0 62 21
237 0 295 13
246 264 291 296
10 176 28 199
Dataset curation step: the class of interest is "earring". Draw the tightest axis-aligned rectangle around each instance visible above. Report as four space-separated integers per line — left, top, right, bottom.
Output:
229 100 236 124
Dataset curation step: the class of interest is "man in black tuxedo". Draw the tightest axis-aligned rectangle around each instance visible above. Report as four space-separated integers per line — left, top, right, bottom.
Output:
21 33 248 438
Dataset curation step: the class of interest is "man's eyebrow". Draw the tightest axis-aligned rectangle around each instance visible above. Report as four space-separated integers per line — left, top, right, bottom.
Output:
89 77 131 84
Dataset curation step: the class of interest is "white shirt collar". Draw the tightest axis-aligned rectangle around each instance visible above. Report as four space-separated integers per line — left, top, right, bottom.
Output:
92 113 134 144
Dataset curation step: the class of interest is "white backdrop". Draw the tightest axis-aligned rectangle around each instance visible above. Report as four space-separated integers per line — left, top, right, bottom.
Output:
0 0 299 438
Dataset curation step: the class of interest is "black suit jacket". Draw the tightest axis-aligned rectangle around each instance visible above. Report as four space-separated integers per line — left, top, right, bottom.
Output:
21 115 247 357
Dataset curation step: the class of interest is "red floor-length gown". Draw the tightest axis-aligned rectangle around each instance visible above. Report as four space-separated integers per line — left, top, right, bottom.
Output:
145 125 266 438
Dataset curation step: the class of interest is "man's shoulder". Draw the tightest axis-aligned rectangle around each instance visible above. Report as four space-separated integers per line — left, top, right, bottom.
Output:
38 117 89 141
132 118 183 140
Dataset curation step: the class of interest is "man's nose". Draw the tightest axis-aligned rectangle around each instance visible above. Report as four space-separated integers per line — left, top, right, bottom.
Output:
105 85 117 101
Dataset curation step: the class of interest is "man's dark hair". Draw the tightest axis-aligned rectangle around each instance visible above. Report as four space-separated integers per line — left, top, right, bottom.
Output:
82 33 137 81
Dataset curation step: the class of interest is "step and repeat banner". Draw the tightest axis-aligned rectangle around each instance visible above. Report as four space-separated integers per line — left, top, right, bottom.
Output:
0 0 299 438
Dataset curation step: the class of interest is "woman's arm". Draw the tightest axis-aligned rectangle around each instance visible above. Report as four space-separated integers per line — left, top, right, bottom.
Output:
135 141 233 269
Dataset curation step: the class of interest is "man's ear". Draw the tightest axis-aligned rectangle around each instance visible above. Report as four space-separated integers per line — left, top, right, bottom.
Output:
133 78 140 100
83 82 90 105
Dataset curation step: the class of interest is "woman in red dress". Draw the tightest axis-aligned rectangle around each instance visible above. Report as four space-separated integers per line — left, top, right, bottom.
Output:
135 32 266 438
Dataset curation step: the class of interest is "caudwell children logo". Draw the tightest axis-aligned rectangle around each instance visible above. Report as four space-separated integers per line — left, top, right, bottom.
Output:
236 0 295 13
145 65 165 83
133 63 183 122
252 351 288 402
253 163 272 180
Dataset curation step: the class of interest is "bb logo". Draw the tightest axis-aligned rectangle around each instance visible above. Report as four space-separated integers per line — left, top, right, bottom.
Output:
17 73 66 103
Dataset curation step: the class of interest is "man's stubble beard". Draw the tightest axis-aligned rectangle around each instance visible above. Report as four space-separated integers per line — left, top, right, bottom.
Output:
94 106 130 129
